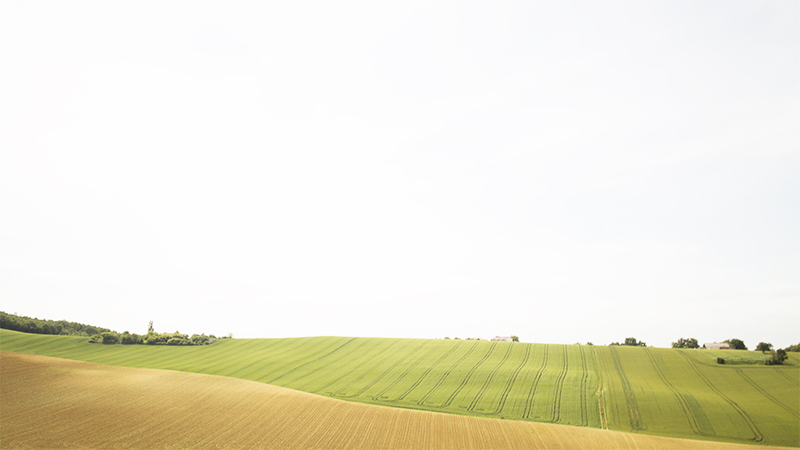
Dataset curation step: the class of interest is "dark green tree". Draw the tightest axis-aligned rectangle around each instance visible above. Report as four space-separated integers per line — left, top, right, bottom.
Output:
511 335 519 342
724 338 747 350
766 349 788 365
623 337 646 347
100 332 119 344
755 342 773 353
120 332 142 345
672 337 699 349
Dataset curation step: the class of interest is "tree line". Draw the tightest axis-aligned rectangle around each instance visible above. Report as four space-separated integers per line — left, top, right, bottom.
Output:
606 336 794 365
671 336 795 365
0 311 110 336
609 337 647 347
1 312 220 346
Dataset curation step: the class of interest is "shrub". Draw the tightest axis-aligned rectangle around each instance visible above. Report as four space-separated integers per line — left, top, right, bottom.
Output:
766 349 788 365
120 332 142 345
100 332 119 345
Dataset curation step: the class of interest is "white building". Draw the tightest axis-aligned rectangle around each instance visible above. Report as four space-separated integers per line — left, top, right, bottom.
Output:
704 342 730 350
492 336 513 342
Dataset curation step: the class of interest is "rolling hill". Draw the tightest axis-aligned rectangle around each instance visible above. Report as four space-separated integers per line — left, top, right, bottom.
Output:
1 329 797 447
1 351 792 450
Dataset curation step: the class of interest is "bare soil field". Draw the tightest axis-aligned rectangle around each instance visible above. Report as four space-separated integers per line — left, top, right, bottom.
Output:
1 351 791 450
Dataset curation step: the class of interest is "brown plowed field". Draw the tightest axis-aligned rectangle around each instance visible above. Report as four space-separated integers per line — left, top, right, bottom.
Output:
1 351 787 450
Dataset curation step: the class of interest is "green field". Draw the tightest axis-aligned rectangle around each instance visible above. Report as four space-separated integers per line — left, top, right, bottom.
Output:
1 329 797 447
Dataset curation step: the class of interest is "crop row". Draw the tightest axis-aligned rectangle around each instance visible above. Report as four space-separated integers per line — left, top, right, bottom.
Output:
1 329 797 447
7 351 778 450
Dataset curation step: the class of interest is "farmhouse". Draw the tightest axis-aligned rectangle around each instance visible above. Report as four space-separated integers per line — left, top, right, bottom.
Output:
704 342 730 350
492 336 513 342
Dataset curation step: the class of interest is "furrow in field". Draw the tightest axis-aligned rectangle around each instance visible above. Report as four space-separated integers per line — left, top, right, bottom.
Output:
547 345 568 423
320 339 403 395
467 343 514 413
522 344 549 420
228 338 321 381
384 341 465 402
417 340 480 407
286 338 377 389
579 346 588 427
223 339 314 380
371 341 442 401
590 346 608 430
774 368 797 384
435 342 496 408
609 346 644 431
644 348 705 437
489 343 531 416
6 351 786 450
735 369 799 419
386 341 465 402
339 340 430 399
679 352 764 443
268 338 356 384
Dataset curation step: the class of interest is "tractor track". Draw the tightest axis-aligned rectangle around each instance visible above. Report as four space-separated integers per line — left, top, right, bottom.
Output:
591 346 608 430
390 341 464 402
418 341 479 407
609 346 644 431
547 345 568 423
578 346 588 427
337 340 429 399
645 348 706 436
467 343 514 413
735 368 799 419
372 341 442 401
268 338 356 384
522 344 549 419
679 352 763 442
318 339 403 395
436 342 496 408
488 343 531 415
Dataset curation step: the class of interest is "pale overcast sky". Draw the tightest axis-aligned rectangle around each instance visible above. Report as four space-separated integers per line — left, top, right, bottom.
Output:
1 1 798 348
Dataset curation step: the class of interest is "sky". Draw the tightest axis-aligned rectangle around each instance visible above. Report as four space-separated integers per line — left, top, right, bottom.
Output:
1 1 798 349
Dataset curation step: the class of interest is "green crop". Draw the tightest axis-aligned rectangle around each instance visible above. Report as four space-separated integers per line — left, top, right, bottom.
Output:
1 329 797 447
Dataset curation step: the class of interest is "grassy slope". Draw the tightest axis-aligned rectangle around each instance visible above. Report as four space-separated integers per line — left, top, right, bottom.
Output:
8 352 791 450
1 329 797 447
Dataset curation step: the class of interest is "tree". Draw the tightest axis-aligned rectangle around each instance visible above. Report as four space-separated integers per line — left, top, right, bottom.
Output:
672 337 699 349
120 332 142 345
766 349 788 365
623 337 646 347
755 342 773 353
724 338 747 350
100 332 119 345
511 335 519 342
148 320 154 334
785 343 800 352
